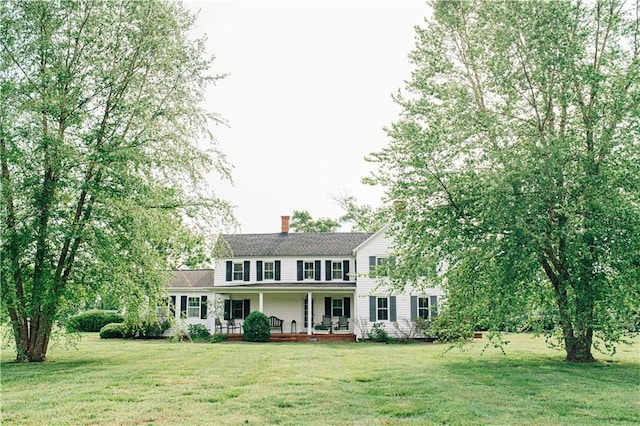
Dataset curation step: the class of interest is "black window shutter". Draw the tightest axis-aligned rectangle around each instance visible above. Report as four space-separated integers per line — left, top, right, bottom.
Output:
390 296 397 322
180 296 187 318
430 295 438 318
275 260 281 281
410 296 418 321
243 299 250 318
256 261 263 282
343 260 350 281
297 260 303 281
343 297 351 318
170 296 176 316
369 256 376 272
325 260 332 281
223 299 230 320
226 261 232 281
314 260 321 281
324 297 332 317
369 296 376 322
243 260 250 281
200 295 208 319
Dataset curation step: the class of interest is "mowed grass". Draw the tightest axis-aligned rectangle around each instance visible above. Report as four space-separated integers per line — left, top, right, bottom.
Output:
1 334 639 425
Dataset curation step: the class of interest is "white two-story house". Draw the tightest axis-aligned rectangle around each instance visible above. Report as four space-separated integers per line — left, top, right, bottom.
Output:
167 216 444 339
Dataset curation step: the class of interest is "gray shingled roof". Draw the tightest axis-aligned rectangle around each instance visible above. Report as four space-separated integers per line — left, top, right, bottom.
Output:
219 232 373 257
169 269 214 288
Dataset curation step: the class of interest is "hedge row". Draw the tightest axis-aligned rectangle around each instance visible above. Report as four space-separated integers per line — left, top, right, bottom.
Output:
66 310 124 332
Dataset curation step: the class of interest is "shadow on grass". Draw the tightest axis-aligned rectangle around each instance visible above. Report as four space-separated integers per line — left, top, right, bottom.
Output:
1 358 102 381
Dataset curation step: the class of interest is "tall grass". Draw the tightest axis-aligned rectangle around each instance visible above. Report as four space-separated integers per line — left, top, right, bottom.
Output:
2 333 638 425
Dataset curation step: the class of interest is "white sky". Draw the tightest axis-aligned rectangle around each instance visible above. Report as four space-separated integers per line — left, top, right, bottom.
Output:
186 0 430 233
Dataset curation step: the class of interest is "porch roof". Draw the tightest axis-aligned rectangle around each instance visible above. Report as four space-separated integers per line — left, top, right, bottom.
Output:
219 232 372 257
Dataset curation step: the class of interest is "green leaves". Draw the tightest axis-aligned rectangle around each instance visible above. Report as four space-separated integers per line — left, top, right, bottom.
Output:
371 0 640 362
1 0 234 361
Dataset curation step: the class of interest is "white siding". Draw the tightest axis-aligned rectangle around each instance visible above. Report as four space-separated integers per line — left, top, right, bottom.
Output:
214 257 357 285
353 227 444 339
166 290 216 332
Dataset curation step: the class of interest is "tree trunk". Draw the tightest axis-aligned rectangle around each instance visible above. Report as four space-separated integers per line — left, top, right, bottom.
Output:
564 331 595 363
12 317 52 363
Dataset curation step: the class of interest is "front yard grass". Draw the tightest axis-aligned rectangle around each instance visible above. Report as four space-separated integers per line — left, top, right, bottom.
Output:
1 333 639 425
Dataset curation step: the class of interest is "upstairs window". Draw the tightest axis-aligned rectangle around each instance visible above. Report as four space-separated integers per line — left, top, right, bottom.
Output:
331 261 343 279
297 260 320 281
233 263 244 281
304 261 315 279
369 256 389 277
263 261 274 280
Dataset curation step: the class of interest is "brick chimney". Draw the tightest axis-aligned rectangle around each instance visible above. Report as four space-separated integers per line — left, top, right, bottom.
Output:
281 215 290 234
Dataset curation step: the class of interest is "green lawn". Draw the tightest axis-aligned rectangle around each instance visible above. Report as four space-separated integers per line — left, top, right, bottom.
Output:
2 333 639 425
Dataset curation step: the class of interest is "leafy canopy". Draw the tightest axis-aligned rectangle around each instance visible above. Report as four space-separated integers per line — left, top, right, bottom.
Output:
369 0 640 362
1 0 234 361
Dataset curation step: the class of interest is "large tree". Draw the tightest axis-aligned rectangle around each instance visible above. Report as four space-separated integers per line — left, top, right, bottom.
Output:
289 210 341 233
1 0 233 362
369 0 639 362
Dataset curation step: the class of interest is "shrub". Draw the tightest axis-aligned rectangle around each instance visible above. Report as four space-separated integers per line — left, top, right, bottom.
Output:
431 313 473 343
66 310 124 332
123 318 170 339
188 324 211 341
99 323 125 339
242 311 270 342
211 333 227 343
366 322 390 343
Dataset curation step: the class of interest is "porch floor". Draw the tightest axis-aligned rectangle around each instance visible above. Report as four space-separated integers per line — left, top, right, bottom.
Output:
224 332 356 343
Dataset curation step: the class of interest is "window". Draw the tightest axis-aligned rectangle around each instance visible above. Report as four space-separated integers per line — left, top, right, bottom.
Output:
232 262 243 280
332 298 343 317
188 297 200 318
263 261 274 280
418 297 430 319
331 261 342 280
304 261 315 279
412 295 438 321
232 300 244 319
369 256 389 277
377 297 389 320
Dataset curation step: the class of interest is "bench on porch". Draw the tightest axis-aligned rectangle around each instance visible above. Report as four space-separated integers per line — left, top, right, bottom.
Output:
268 316 284 333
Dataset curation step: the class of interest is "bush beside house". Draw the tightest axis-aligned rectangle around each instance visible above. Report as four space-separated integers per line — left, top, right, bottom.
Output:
242 311 270 342
99 323 126 338
66 310 124 332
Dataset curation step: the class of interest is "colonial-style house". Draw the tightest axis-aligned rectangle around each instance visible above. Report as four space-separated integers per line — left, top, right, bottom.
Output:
167 216 444 339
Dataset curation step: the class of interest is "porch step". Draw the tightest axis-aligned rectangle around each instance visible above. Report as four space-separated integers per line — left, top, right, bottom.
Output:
223 333 356 343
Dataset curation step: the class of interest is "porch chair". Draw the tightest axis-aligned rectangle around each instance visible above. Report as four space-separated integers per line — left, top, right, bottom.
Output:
337 316 349 331
227 318 241 334
322 315 333 332
215 318 224 334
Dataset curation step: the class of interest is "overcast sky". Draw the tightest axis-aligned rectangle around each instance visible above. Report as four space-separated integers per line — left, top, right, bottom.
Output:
186 0 430 233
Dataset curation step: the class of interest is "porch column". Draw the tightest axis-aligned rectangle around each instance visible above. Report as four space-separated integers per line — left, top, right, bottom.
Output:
352 290 357 338
259 292 264 313
307 292 313 335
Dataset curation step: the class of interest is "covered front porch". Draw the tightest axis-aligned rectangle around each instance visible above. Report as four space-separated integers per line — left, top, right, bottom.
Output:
225 332 356 343
212 283 357 337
